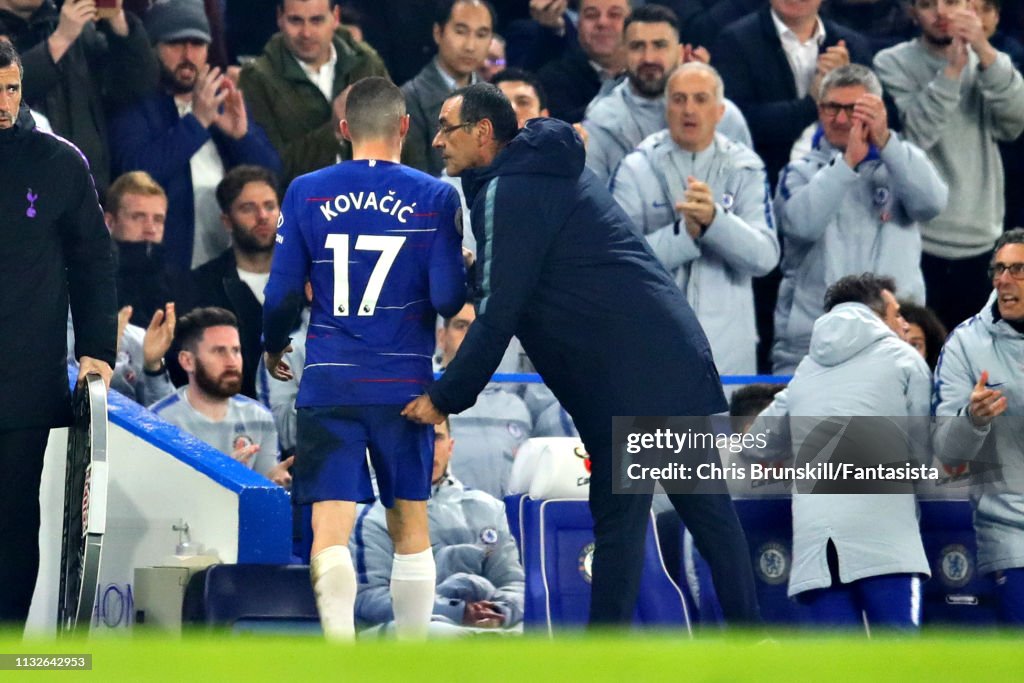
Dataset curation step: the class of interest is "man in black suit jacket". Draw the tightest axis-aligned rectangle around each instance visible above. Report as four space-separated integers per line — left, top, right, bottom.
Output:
712 0 872 184
180 166 280 399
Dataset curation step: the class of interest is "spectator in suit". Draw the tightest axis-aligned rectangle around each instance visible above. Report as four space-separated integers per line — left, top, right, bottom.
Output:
712 0 872 184
711 0 871 372
401 0 494 176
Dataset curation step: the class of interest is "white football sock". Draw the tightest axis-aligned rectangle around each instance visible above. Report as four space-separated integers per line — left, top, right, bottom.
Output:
310 545 357 641
390 548 435 640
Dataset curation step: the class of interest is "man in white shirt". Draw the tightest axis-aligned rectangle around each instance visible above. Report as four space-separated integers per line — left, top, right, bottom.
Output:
712 0 872 184
238 0 390 185
710 0 871 371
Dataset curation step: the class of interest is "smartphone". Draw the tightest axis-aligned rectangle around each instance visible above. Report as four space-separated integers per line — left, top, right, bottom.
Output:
96 0 119 20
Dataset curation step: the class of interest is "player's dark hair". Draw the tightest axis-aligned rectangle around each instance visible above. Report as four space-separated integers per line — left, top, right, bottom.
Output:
434 0 496 30
215 165 279 213
491 67 548 112
899 302 947 371
624 4 679 36
728 383 785 434
823 273 897 316
729 384 786 418
0 36 22 79
344 76 407 141
175 307 239 352
451 82 518 145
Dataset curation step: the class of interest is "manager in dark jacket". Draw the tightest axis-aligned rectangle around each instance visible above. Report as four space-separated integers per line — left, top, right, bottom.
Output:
0 42 116 627
404 84 760 627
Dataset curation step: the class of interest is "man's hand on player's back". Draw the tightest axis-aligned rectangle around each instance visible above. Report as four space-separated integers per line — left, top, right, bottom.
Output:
402 394 447 425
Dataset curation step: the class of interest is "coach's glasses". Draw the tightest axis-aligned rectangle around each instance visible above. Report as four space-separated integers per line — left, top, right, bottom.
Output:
436 121 475 138
988 262 1024 280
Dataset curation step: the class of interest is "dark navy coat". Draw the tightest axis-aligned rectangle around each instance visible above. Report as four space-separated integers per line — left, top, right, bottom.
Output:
428 118 727 451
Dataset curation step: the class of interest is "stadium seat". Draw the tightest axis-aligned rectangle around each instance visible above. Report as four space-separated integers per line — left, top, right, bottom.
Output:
515 496 691 633
918 499 997 625
508 437 690 632
732 498 809 624
182 564 320 633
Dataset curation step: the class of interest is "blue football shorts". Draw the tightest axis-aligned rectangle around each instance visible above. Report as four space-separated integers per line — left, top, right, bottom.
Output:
294 405 433 508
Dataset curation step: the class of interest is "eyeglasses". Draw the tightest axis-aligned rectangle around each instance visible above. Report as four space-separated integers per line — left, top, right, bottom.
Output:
819 102 857 118
989 262 1024 280
435 121 475 138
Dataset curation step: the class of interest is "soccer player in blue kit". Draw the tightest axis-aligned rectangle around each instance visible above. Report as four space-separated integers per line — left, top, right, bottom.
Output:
263 77 466 641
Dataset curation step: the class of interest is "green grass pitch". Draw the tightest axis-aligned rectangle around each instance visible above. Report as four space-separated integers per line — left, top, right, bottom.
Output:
2 630 1023 681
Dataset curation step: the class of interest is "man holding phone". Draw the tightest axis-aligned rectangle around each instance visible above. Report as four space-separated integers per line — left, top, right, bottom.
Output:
0 0 158 194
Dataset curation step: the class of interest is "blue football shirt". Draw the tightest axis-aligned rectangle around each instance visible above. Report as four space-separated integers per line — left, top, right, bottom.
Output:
264 159 466 407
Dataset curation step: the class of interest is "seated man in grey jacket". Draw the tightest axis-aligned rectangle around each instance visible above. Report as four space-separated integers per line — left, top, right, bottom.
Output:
583 3 751 185
772 64 948 374
749 274 932 630
611 62 778 376
351 417 524 634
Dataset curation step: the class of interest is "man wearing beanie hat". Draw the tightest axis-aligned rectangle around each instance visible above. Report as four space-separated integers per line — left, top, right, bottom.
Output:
109 0 281 272
0 0 158 195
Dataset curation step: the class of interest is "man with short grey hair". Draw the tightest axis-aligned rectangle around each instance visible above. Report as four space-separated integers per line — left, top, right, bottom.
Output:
611 62 779 376
772 63 948 373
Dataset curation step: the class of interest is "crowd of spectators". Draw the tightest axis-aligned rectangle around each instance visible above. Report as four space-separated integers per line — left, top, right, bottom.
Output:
8 0 1024 632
